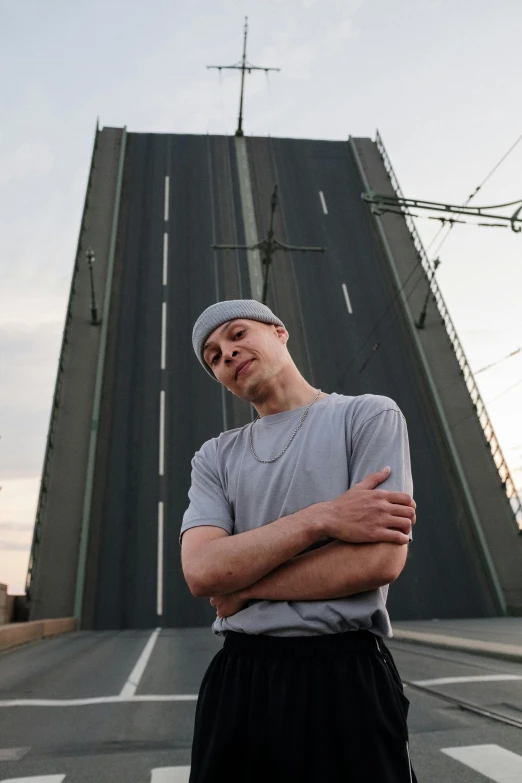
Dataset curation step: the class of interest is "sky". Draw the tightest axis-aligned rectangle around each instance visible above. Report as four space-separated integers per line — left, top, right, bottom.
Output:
1 0 522 595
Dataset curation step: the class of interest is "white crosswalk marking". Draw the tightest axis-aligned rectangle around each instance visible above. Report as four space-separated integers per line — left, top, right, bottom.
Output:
441 744 522 783
0 749 30 762
1 776 66 782
0 770 192 783
150 768 190 782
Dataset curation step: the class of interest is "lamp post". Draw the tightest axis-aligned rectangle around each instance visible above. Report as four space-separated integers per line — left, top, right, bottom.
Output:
86 247 100 325
416 257 441 329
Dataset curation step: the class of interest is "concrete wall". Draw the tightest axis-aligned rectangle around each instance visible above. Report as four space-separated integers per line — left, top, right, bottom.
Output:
351 136 522 615
0 584 7 624
27 127 126 620
0 618 77 652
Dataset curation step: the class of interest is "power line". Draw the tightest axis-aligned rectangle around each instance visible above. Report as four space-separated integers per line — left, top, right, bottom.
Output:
485 376 522 406
427 130 522 260
470 132 522 199
426 377 522 440
334 261 427 386
474 347 521 375
345 130 522 386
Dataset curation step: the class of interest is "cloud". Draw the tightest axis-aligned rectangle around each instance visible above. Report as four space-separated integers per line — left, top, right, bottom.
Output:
0 141 54 186
0 540 31 552
324 18 360 52
302 0 363 9
259 36 317 81
0 522 34 532
0 321 62 410
0 321 60 482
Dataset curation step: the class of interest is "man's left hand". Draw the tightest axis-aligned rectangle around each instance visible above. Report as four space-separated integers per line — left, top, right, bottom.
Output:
210 592 249 618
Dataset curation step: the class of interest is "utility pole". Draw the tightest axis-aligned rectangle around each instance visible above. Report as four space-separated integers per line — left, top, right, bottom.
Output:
207 17 280 137
212 184 326 305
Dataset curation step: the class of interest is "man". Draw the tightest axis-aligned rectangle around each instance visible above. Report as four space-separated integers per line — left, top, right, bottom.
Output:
180 298 418 783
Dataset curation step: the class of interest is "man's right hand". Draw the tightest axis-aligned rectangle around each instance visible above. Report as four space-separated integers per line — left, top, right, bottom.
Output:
323 466 416 545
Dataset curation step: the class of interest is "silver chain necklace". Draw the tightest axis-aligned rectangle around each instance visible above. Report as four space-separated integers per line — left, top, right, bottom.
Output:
249 389 322 463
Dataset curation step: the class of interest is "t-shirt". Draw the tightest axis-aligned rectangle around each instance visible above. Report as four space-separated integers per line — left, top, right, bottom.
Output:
179 392 413 638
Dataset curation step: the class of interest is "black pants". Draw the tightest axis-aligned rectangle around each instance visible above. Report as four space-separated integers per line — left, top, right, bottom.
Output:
188 629 417 782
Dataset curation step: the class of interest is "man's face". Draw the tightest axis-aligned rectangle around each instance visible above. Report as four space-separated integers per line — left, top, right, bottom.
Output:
202 318 288 391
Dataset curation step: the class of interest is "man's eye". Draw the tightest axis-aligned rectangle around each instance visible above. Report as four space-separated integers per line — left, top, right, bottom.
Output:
212 331 244 363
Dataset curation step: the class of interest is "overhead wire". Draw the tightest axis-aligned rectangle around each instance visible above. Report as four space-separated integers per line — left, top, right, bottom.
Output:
334 260 427 386
336 129 522 389
484 376 522 406
474 347 521 375
427 130 522 260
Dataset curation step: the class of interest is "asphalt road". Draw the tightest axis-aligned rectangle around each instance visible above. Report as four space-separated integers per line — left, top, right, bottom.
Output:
0 633 521 781
82 133 500 629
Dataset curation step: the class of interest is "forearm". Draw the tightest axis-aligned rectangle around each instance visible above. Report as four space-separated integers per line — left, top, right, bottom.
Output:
192 502 333 597
238 540 409 601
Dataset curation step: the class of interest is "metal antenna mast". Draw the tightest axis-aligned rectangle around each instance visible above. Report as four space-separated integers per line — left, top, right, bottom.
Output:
207 17 280 137
212 184 326 305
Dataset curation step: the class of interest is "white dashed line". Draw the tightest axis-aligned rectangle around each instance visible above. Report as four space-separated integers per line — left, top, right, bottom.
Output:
161 302 167 370
159 390 165 476
163 232 168 286
157 501 164 616
164 175 170 222
319 190 328 215
120 628 162 698
441 744 522 783
342 282 353 314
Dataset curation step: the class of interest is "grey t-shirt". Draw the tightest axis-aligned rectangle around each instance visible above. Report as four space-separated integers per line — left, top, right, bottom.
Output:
179 392 413 638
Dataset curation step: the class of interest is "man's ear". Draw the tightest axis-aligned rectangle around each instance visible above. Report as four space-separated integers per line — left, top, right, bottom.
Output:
274 325 288 343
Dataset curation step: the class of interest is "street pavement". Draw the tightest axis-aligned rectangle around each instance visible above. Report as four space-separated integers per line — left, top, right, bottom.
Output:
0 620 521 781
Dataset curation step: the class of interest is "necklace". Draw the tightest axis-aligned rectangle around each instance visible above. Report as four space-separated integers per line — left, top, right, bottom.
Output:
249 389 322 463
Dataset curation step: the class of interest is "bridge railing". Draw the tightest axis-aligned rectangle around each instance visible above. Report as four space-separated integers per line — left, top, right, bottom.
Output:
375 129 522 532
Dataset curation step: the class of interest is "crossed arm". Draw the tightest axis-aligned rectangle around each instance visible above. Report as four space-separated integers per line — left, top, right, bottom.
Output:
210 538 409 617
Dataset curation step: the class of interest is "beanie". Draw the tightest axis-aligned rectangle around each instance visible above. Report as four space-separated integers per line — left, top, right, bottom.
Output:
192 299 285 381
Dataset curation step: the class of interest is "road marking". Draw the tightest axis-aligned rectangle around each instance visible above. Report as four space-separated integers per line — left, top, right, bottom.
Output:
415 674 522 686
120 628 161 698
0 695 197 708
161 302 167 370
0 777 65 782
319 190 328 215
163 232 168 286
157 502 164 616
151 768 191 782
342 282 353 314
0 769 192 783
159 390 165 476
164 176 170 222
0 747 30 761
234 136 263 302
441 744 522 783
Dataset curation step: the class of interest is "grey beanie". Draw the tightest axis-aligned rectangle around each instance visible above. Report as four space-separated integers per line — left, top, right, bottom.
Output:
192 299 285 381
